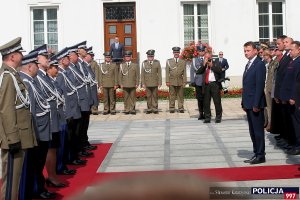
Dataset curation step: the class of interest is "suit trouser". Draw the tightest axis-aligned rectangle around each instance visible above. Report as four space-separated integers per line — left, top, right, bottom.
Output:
281 103 296 144
270 99 283 134
146 87 158 111
57 123 67 173
195 85 204 114
169 85 184 111
265 90 272 125
19 148 34 200
203 82 222 120
33 141 49 195
246 109 265 158
66 118 81 162
103 87 116 113
123 87 136 112
1 149 24 200
290 105 300 148
80 111 91 148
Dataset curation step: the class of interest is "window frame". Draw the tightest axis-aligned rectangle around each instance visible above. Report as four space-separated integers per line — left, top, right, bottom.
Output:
181 2 211 47
30 7 59 51
257 0 286 42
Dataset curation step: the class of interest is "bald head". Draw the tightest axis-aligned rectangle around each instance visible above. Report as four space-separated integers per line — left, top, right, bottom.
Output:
20 63 39 77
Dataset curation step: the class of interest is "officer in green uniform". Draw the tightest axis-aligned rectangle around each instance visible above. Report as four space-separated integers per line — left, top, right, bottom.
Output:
99 52 118 115
89 51 100 115
166 47 187 113
119 51 140 114
0 37 37 200
141 49 162 114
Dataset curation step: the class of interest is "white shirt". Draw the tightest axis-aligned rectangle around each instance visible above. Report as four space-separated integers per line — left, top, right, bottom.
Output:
39 68 47 75
247 55 257 71
208 67 216 82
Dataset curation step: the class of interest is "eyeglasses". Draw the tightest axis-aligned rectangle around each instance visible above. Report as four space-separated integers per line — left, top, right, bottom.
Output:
219 54 223 55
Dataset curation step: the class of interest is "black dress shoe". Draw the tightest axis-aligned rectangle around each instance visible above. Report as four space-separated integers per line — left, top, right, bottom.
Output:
250 157 266 164
69 159 87 165
124 112 129 115
146 111 151 114
243 155 256 163
170 110 175 113
179 110 184 113
153 110 159 114
92 112 98 115
33 191 56 199
198 114 204 120
130 111 136 115
84 145 97 150
46 179 66 188
286 148 300 155
79 151 93 157
111 112 116 115
215 119 221 123
57 169 76 175
103 112 109 115
203 119 211 123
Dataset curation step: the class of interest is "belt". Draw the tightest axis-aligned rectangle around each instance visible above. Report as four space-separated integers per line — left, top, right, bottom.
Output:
205 81 216 85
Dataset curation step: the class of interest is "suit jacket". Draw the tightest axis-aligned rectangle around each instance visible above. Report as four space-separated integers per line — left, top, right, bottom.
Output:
215 58 229 79
197 60 223 87
68 62 91 112
119 62 140 88
20 71 50 142
274 52 292 99
265 58 279 94
190 57 204 86
0 64 37 149
35 69 60 133
242 57 266 109
166 58 187 86
110 43 124 62
294 57 300 108
141 60 162 87
56 67 81 120
99 62 118 88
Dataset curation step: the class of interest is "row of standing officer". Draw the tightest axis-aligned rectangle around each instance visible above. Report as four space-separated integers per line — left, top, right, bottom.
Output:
0 38 98 200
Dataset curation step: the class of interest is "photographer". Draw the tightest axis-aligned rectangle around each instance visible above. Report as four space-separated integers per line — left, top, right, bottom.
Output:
197 53 223 123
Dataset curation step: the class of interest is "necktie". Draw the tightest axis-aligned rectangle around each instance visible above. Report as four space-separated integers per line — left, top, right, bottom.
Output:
127 62 130 67
175 58 178 63
205 67 210 84
245 60 251 73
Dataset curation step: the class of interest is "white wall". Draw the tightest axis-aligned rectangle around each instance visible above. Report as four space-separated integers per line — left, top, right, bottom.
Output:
1 0 300 79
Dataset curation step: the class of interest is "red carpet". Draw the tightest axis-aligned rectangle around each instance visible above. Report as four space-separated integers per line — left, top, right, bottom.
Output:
1 143 299 199
44 143 112 199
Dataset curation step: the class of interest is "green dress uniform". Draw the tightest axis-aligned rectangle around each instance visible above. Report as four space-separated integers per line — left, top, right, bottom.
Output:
0 38 37 200
119 61 140 114
166 57 187 112
99 62 118 114
90 59 100 114
141 59 162 113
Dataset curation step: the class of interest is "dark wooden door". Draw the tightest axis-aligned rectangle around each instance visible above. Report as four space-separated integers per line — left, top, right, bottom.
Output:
104 3 137 62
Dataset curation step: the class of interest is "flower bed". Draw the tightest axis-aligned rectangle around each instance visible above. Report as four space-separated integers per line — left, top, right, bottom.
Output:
98 87 242 102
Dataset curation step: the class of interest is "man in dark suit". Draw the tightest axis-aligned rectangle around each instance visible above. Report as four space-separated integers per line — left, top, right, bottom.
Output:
197 53 223 123
215 51 229 79
286 41 300 155
273 37 294 149
242 41 266 165
109 36 124 63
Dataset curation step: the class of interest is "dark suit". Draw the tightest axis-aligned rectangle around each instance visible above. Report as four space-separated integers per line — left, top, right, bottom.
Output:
273 52 293 141
242 56 266 158
215 58 229 79
197 60 223 121
289 57 300 148
110 42 124 63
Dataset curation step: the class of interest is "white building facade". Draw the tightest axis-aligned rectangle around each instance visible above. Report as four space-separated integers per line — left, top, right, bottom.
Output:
1 0 300 86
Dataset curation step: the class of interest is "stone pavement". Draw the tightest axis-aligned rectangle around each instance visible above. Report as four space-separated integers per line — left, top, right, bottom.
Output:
89 98 300 187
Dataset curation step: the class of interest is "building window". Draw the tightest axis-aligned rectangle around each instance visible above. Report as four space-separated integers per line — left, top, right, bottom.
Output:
32 8 58 52
183 3 209 46
258 1 284 42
